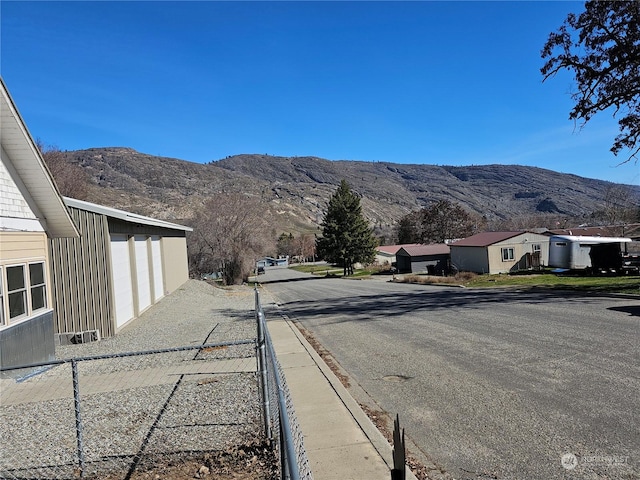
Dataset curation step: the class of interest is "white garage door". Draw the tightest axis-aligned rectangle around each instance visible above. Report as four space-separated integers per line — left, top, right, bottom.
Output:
110 235 134 328
151 236 164 301
135 236 152 313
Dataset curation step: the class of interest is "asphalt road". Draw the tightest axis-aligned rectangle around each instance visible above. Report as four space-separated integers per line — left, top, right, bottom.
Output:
260 267 639 480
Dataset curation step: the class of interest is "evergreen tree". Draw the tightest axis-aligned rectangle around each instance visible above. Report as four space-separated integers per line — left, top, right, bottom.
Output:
316 180 377 276
276 232 295 257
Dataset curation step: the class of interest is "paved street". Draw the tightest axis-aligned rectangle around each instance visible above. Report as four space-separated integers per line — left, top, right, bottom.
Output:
260 267 639 480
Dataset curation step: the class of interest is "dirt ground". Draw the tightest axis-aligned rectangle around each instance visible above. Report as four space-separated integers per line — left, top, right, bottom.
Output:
98 442 278 480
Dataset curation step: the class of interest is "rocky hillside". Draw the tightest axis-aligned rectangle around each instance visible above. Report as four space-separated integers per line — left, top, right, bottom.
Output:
61 147 635 233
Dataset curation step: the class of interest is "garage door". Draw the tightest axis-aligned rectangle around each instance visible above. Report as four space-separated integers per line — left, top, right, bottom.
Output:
151 236 164 301
135 236 152 313
110 235 134 328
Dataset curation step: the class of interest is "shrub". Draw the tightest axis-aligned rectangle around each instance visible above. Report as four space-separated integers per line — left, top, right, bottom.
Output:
454 271 477 282
396 271 477 285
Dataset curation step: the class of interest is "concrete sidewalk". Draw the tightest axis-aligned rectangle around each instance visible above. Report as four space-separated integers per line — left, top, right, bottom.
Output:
267 310 418 480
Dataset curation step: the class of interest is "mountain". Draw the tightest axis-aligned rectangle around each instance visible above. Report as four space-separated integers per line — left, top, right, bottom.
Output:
61 147 634 233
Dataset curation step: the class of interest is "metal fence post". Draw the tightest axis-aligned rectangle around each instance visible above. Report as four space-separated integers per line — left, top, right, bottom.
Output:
71 359 86 477
255 288 273 440
391 414 405 480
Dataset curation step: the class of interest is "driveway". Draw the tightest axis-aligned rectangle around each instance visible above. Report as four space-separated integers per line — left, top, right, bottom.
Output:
264 275 640 480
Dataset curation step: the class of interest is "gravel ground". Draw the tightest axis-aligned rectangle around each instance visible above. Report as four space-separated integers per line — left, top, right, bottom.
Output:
56 279 258 358
0 280 277 480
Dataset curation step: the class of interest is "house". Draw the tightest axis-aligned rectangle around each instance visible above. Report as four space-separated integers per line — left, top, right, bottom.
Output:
374 244 422 266
274 257 289 267
257 256 288 268
450 231 550 274
396 244 450 274
0 77 80 368
49 198 192 343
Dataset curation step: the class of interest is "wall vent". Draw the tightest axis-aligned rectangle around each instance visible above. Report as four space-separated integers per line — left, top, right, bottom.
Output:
56 330 101 346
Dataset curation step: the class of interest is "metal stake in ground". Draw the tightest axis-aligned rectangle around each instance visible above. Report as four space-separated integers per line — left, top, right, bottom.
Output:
71 359 86 477
391 414 405 480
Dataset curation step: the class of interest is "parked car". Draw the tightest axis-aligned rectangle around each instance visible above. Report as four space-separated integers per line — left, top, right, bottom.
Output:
621 254 640 275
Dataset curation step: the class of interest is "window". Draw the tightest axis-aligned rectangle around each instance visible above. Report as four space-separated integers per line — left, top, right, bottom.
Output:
501 248 515 261
7 265 26 319
532 244 541 253
0 267 4 326
29 262 47 311
0 262 48 325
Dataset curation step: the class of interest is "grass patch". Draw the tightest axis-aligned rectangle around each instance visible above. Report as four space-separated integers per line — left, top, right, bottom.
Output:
289 264 333 274
401 272 478 286
289 264 343 276
351 265 393 277
398 271 640 294
289 264 390 278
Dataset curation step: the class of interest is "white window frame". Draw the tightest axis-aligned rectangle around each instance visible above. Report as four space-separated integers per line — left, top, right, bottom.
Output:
29 262 47 313
532 244 541 253
501 247 515 261
0 266 4 326
6 264 27 321
1 260 49 327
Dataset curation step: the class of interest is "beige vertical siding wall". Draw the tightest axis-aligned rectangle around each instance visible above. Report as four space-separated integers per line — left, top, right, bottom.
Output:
48 208 113 337
48 210 189 338
161 235 189 294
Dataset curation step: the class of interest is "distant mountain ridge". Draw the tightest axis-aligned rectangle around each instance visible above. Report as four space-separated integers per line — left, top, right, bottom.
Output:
61 147 635 233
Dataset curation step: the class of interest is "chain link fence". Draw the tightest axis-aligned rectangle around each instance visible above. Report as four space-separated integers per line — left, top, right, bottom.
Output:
1 291 312 480
1 341 263 479
255 288 313 480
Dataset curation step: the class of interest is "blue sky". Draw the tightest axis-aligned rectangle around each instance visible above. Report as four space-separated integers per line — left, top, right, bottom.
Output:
1 1 638 185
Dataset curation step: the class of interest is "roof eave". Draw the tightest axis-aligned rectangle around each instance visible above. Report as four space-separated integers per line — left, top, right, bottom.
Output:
0 77 79 238
64 197 193 232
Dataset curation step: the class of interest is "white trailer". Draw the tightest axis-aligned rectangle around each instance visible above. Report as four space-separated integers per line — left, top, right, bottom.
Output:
548 235 631 272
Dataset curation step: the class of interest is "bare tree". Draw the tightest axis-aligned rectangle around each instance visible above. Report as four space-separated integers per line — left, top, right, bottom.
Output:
397 200 483 244
541 1 640 162
36 140 89 200
489 213 576 232
594 184 640 226
188 194 273 285
292 233 316 262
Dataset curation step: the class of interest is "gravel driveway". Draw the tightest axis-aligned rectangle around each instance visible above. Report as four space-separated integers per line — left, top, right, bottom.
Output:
0 280 277 480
